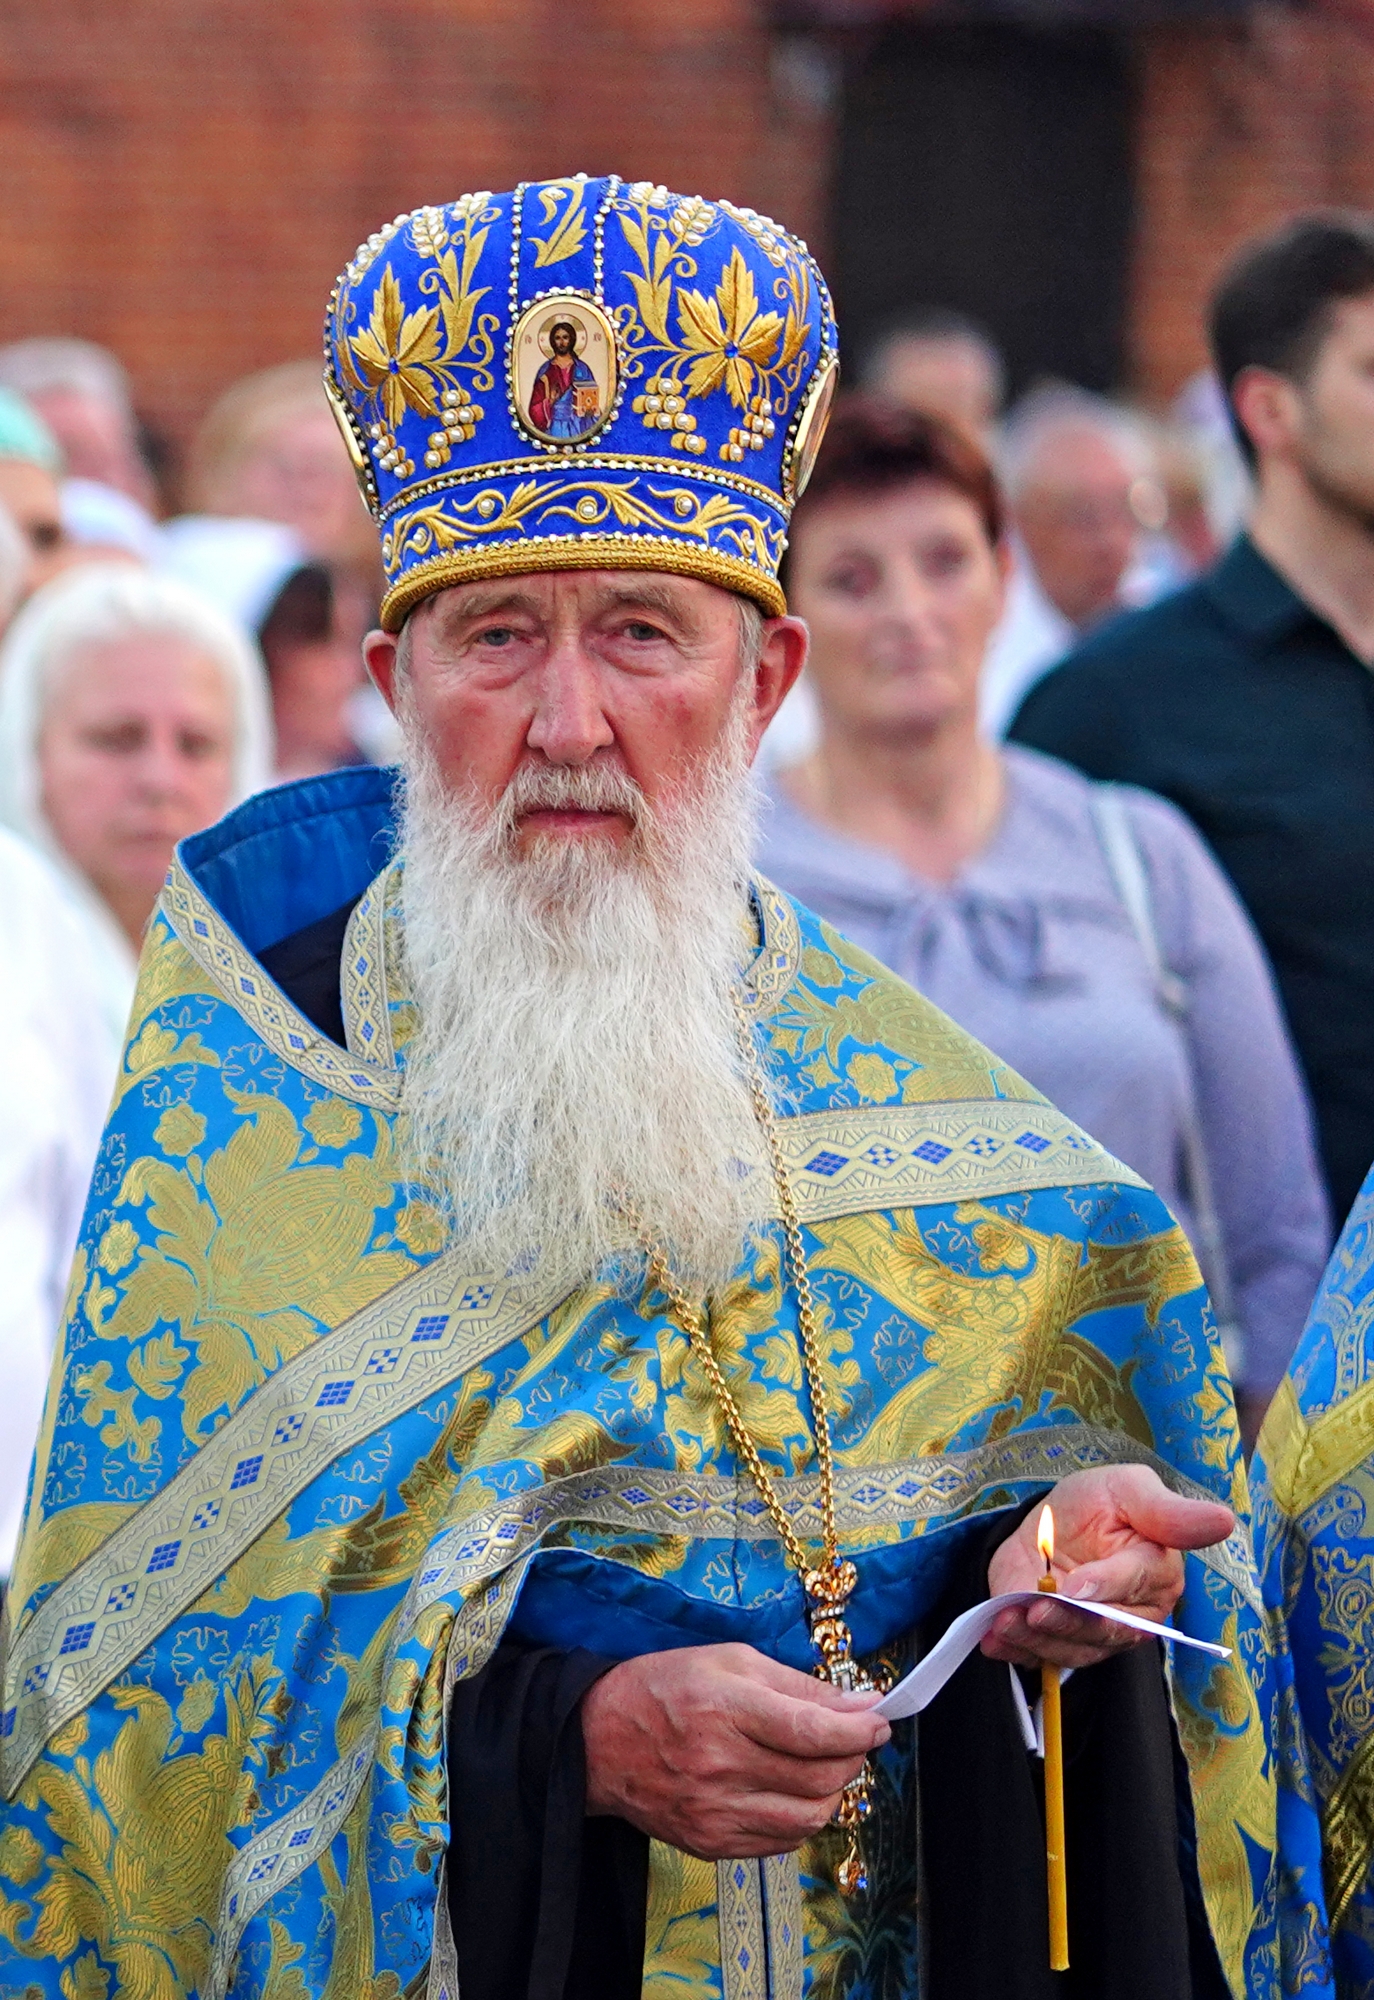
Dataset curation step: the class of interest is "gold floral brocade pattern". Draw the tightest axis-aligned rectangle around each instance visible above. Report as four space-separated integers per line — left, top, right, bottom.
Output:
0 849 1273 2000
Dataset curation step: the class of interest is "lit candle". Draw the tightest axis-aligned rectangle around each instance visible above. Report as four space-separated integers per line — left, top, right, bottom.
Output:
1037 1503 1070 1972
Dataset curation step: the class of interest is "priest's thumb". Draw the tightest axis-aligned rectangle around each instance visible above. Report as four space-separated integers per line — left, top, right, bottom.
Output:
1106 1467 1235 1551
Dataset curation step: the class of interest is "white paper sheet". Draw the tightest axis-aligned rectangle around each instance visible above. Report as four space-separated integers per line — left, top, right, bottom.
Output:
875 1591 1230 1721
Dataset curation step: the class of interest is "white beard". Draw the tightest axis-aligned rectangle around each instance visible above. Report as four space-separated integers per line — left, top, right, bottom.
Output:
395 701 770 1298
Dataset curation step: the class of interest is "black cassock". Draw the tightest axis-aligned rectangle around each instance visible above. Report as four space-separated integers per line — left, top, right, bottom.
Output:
441 1521 1230 2000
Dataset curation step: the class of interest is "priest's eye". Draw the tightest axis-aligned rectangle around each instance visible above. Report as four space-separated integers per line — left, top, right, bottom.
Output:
475 625 518 647
623 620 666 643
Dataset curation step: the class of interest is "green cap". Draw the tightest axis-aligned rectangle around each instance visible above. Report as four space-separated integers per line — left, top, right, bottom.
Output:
0 387 61 472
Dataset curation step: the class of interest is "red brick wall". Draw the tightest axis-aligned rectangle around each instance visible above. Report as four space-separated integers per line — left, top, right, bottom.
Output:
0 0 828 462
8 0 1371 451
1131 1 1374 402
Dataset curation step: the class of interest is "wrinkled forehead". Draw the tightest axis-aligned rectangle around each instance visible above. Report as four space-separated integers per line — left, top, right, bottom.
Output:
42 626 238 718
403 568 748 647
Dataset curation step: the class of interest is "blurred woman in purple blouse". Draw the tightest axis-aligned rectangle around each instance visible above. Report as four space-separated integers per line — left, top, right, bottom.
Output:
758 397 1328 1435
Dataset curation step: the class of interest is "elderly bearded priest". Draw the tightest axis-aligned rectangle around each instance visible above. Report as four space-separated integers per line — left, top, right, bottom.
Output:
0 183 1325 2000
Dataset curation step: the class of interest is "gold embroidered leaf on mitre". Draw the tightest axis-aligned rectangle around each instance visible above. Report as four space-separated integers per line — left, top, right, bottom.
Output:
348 267 442 428
618 203 676 344
677 248 783 408
432 229 490 361
531 179 589 268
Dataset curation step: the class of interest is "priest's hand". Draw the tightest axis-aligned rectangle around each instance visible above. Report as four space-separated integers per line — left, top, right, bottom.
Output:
580 1641 890 1858
981 1464 1235 1670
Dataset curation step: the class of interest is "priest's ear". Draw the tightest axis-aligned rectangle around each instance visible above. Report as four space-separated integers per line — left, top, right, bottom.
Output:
745 612 808 763
362 624 403 716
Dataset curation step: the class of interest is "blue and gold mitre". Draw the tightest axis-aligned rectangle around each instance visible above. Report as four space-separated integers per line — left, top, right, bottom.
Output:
324 175 838 629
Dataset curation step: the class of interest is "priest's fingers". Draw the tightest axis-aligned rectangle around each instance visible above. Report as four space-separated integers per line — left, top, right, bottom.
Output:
687 1645 890 1759
1053 1540 1187 1626
720 1645 889 1713
736 1677 890 1763
1092 1468 1234 1553
979 1601 1141 1670
671 1789 853 1860
983 1530 1193 1663
988 1469 1234 1605
717 1742 874 1802
580 1643 886 1846
1041 1466 1234 1558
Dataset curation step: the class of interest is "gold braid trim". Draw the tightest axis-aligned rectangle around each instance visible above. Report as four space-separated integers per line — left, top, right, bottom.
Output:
1325 1727 1374 1931
380 533 787 629
1258 1372 1374 1525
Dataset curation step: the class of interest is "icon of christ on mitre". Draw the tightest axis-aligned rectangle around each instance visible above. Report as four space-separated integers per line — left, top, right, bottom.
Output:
529 317 601 439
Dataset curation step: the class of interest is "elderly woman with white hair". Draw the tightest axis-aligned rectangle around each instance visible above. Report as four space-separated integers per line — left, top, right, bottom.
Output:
0 561 273 1068
0 566 269 1582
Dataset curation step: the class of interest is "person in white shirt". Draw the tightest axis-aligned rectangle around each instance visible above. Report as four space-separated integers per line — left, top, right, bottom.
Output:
0 569 274 1578
0 829 115 1577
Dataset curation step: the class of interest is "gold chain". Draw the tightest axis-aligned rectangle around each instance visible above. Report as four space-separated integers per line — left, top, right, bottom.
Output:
626 994 883 1896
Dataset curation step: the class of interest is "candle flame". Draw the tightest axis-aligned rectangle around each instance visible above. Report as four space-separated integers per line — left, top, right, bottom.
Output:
1037 1503 1055 1566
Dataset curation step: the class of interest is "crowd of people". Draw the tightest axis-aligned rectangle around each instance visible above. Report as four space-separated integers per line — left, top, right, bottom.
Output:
770 213 1374 1447
1 175 1372 1998
3 212 1371 1567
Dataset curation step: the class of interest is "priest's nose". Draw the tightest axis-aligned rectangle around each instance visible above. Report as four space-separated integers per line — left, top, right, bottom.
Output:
525 646 617 765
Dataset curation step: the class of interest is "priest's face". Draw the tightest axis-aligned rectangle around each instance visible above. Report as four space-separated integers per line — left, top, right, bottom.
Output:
363 568 805 1295
365 571 803 843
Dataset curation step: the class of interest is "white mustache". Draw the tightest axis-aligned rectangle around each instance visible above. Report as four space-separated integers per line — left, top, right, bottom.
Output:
499 760 646 828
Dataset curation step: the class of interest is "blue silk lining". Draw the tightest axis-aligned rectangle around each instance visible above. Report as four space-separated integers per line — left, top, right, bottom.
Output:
178 765 400 956
507 1516 1005 1672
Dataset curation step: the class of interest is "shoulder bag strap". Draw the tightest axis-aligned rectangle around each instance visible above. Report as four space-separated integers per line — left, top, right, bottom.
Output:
1089 785 1243 1371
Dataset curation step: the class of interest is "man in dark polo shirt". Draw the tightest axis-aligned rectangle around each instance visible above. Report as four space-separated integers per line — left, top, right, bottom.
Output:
1013 212 1374 1227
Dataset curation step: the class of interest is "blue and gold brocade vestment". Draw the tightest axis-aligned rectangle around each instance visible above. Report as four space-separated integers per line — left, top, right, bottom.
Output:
0 766 1326 1999
1255 1162 1374 1996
